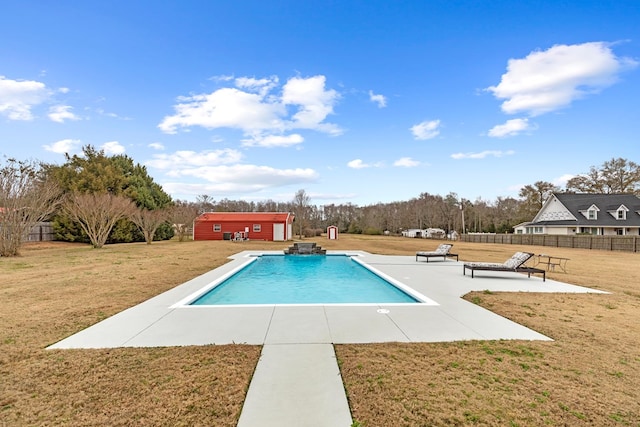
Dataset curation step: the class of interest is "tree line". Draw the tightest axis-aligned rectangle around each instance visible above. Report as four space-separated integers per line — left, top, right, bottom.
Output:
1 147 638 257
192 158 640 239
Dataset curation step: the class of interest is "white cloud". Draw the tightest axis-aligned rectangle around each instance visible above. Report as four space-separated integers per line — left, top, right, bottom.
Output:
281 75 342 134
160 164 319 196
410 119 441 140
506 183 524 193
487 42 638 116
146 149 243 171
241 133 304 148
48 105 80 123
347 159 368 169
369 90 387 108
451 150 515 159
158 87 285 134
347 159 383 169
209 74 234 83
487 118 536 137
393 157 420 167
179 164 317 184
507 173 574 193
0 75 50 120
94 108 131 120
553 173 574 187
147 146 318 197
95 108 116 118
306 191 358 201
43 138 81 154
158 75 342 141
101 141 126 155
148 142 165 150
235 76 279 96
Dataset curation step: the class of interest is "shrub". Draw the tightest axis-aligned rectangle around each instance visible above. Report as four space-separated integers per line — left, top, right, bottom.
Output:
303 228 323 237
363 227 383 235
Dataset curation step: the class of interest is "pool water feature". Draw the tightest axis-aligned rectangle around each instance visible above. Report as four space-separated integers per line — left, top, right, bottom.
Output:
189 254 425 305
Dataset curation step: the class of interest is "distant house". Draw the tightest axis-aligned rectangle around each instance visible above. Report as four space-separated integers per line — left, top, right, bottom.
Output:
514 193 640 236
401 228 446 239
193 212 295 241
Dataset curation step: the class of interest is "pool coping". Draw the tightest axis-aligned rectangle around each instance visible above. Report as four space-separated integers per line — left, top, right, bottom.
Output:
47 250 607 349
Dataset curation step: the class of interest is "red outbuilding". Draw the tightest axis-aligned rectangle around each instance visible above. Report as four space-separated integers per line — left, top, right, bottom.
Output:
193 212 295 241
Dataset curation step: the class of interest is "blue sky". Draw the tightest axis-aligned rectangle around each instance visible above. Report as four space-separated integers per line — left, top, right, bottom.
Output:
1 1 639 206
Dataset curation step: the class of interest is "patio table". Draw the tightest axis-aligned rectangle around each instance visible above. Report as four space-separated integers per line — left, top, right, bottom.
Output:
535 254 569 273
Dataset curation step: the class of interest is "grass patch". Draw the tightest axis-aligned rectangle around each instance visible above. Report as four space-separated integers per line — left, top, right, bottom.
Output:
2 236 640 425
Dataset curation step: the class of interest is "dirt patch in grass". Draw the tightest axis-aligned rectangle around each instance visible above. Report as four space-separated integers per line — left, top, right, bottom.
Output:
2 235 639 425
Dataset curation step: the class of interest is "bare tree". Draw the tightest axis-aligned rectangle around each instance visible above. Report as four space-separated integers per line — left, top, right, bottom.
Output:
322 203 359 232
439 193 461 233
566 158 640 195
291 189 311 238
466 198 489 233
518 181 559 220
256 199 285 212
0 159 63 256
565 167 603 193
169 202 199 242
601 157 640 194
63 192 136 248
130 207 168 244
493 196 521 232
195 194 215 214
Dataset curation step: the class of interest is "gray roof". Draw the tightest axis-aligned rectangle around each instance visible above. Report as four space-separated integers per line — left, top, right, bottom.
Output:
540 193 640 227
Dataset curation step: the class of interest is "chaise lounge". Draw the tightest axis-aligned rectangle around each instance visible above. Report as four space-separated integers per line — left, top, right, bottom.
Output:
416 244 458 262
463 251 545 281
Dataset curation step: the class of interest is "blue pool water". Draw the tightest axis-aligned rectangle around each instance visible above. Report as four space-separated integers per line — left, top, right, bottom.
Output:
191 255 420 305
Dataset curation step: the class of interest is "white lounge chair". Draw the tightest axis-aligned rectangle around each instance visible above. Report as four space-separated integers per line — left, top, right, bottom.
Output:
416 244 458 262
463 251 545 281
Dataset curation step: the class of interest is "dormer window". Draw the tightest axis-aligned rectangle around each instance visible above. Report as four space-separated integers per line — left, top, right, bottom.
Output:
608 205 630 220
579 204 600 220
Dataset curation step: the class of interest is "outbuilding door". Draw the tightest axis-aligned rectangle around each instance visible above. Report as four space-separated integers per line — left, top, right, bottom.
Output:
273 223 285 241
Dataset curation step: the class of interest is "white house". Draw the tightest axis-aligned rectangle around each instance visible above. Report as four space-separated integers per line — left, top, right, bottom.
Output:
514 193 640 236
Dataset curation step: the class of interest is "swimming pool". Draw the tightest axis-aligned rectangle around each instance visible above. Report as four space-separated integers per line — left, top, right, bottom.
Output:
184 254 428 305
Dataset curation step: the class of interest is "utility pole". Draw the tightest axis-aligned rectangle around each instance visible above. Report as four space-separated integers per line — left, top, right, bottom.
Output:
460 199 465 234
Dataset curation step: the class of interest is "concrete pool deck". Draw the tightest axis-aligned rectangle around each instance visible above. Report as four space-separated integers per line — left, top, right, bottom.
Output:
48 250 608 426
48 250 606 349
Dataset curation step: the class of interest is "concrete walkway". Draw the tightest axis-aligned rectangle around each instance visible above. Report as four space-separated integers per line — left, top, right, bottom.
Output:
48 251 608 426
237 344 352 427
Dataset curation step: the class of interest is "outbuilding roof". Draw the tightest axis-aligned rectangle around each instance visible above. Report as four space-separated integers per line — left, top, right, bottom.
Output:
195 212 294 222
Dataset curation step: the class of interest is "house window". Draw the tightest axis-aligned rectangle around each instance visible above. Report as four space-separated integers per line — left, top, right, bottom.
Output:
617 210 626 220
588 209 597 220
213 224 221 232
253 224 261 232
580 227 598 235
